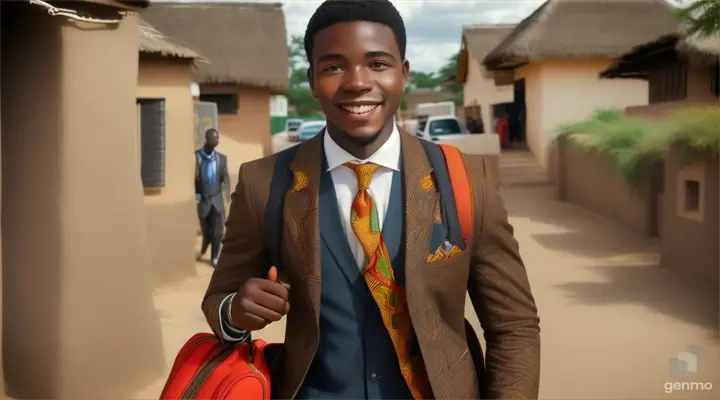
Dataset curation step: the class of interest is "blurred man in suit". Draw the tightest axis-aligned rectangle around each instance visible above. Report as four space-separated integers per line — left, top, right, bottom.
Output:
195 128 230 268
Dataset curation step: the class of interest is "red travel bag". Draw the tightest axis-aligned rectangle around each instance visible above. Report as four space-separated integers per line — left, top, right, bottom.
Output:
159 333 271 400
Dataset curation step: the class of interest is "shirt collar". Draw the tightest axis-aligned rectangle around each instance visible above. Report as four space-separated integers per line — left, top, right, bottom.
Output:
200 149 216 158
323 123 401 172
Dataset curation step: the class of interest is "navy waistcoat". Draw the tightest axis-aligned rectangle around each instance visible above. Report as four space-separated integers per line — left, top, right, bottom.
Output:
296 166 412 400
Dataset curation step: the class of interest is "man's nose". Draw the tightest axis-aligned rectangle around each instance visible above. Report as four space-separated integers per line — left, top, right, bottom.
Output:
341 66 372 92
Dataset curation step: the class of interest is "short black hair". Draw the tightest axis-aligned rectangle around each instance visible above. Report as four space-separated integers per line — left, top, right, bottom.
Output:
304 0 407 64
205 128 219 137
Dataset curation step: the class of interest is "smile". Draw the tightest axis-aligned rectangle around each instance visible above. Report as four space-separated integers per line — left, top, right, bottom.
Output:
340 104 380 115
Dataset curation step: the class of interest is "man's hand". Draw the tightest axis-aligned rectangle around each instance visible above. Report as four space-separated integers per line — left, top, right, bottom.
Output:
230 266 290 331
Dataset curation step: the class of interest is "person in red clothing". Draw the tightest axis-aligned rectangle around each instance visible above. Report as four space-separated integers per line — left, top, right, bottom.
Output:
495 110 510 149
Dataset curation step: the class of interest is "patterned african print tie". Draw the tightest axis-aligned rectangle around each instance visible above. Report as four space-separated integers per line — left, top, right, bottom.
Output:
344 162 433 400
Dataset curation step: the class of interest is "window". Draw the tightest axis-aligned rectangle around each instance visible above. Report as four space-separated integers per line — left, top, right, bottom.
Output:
683 180 700 212
137 99 166 189
428 119 464 136
649 56 688 103
199 94 238 115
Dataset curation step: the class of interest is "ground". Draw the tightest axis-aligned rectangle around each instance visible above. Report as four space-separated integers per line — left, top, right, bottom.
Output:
132 135 719 399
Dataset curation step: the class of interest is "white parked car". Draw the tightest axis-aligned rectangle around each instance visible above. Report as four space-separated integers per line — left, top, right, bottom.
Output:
297 121 326 142
415 115 468 141
415 115 500 155
285 118 304 142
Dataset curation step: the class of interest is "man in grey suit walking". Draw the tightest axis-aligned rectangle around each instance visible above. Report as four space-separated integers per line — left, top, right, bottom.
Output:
195 128 230 268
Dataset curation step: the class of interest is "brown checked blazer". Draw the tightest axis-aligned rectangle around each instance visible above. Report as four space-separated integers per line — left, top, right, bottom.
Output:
202 133 541 399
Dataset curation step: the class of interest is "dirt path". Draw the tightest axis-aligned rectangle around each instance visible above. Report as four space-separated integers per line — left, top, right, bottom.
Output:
134 185 718 399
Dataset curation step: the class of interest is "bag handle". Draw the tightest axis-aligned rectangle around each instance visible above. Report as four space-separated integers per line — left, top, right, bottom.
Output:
438 144 474 244
419 140 465 249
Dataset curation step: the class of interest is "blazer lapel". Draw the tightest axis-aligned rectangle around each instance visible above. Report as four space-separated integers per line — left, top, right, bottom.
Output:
284 134 323 322
401 134 436 288
319 167 368 296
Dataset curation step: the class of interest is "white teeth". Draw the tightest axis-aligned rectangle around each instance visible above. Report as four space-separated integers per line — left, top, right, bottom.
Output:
341 104 379 114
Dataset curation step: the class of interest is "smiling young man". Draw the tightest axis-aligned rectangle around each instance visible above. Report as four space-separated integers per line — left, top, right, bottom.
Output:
202 1 540 399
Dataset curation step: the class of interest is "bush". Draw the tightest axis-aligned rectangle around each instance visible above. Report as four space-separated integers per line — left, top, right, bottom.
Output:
556 108 672 191
555 105 720 191
666 106 720 156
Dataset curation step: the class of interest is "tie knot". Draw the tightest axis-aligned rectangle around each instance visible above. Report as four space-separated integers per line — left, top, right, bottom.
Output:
344 162 381 191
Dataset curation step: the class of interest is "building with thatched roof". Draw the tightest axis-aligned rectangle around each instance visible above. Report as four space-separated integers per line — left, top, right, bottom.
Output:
601 32 719 109
2 1 168 399
135 18 205 288
142 2 289 176
456 24 515 133
601 30 720 293
482 0 681 166
137 18 204 60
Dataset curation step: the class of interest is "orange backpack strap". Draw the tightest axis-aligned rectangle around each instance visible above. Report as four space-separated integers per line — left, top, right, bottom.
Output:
438 144 474 244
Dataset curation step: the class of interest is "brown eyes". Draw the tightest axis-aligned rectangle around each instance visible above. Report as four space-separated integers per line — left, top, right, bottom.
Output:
322 62 390 73
369 61 389 70
323 65 342 73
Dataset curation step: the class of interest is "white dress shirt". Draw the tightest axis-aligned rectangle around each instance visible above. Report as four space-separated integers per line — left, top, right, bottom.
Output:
219 124 402 340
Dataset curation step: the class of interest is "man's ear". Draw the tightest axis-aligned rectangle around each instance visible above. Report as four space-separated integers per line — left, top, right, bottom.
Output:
402 59 410 89
307 67 316 98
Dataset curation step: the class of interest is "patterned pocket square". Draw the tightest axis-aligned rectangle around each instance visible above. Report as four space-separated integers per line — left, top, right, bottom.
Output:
428 238 464 263
425 177 465 263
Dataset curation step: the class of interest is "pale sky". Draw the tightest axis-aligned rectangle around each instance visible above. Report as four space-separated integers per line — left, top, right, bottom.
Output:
170 0 683 73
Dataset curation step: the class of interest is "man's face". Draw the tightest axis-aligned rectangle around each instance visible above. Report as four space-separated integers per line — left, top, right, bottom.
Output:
309 21 409 143
206 131 219 149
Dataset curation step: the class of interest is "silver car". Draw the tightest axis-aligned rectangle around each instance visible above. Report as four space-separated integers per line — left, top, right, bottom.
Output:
297 121 326 141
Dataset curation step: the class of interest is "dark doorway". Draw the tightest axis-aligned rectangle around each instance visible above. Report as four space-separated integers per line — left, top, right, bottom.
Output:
463 104 483 133
511 78 527 146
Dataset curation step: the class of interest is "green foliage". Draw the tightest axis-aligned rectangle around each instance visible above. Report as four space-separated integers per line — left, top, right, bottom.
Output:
284 35 318 117
676 0 720 38
556 109 671 191
285 86 321 117
556 106 720 192
409 71 441 88
406 53 464 106
666 106 720 155
557 108 623 136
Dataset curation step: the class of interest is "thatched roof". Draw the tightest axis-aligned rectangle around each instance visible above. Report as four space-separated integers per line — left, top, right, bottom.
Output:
601 31 720 79
456 24 514 83
464 24 515 63
142 2 289 91
138 18 204 61
483 0 681 71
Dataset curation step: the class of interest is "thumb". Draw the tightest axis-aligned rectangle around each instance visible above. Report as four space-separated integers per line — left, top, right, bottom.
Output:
268 265 278 282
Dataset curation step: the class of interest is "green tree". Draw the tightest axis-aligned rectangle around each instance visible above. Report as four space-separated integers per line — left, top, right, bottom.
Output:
408 71 441 88
285 35 320 116
437 53 464 106
676 0 720 37
288 35 306 73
